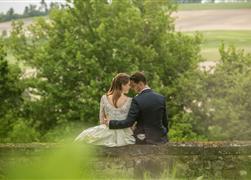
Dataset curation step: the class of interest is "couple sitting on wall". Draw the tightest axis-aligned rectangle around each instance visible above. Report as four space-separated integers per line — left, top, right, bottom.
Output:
75 72 168 146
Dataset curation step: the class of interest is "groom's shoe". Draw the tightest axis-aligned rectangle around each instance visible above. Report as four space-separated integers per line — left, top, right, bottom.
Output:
135 138 147 144
134 134 147 144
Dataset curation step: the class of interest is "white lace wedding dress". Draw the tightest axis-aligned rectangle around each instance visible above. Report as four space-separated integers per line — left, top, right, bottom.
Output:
74 95 135 147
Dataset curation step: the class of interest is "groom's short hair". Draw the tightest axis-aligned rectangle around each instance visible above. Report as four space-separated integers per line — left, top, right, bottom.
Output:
130 72 147 84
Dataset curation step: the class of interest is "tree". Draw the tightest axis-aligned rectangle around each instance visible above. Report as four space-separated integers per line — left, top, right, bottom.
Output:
40 0 48 13
6 8 15 17
23 6 29 17
4 8 19 21
0 38 36 142
9 0 201 138
1 4 49 23
173 45 251 140
49 2 60 10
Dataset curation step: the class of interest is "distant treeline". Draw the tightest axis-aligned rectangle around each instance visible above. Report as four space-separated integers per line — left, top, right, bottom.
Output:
0 0 64 23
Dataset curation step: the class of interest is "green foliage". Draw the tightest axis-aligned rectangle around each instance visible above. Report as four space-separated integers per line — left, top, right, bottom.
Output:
0 0 250 145
8 0 201 141
174 44 251 140
0 38 28 142
7 118 40 143
41 122 88 142
6 144 97 179
169 112 207 141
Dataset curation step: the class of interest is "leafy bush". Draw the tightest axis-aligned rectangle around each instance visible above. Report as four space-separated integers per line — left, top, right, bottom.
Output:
7 119 39 143
174 44 251 140
0 38 28 143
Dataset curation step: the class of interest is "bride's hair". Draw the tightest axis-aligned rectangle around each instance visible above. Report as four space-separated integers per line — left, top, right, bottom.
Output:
107 73 130 108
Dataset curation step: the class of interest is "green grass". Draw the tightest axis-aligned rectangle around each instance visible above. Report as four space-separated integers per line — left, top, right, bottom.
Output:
178 2 251 11
184 30 251 60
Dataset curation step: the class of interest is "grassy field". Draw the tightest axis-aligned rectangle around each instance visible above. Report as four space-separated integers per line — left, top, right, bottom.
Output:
178 3 251 60
185 30 251 60
178 2 251 10
2 4 251 62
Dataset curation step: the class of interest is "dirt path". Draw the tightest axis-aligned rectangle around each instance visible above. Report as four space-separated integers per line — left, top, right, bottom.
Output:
1 9 251 33
173 9 251 31
0 18 34 34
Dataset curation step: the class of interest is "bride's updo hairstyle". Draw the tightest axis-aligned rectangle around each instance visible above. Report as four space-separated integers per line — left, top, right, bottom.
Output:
107 73 130 108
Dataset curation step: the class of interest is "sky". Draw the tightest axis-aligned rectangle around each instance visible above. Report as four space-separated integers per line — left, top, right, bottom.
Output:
0 0 66 14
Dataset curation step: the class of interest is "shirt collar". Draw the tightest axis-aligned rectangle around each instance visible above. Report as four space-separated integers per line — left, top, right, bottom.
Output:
139 86 151 94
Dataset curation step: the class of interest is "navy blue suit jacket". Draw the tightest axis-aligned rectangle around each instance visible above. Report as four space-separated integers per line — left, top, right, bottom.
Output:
109 89 168 144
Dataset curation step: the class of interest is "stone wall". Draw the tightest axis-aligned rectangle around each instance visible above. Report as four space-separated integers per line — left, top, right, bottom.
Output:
1 141 251 179
95 141 251 179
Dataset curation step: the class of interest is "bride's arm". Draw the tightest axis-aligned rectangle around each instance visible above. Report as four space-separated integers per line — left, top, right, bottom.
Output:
99 96 105 124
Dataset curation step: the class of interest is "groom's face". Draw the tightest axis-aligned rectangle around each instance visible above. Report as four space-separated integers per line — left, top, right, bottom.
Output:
130 81 141 93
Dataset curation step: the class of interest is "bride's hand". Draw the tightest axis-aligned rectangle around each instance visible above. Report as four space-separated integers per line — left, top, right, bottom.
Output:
131 122 137 131
100 113 109 125
103 116 110 126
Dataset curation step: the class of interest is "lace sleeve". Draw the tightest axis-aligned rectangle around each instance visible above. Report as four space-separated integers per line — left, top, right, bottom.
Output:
99 95 105 124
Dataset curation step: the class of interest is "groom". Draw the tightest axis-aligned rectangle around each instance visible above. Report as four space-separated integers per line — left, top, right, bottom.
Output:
105 72 168 144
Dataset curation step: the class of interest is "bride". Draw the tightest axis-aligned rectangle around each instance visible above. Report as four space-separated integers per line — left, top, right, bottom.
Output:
74 73 136 147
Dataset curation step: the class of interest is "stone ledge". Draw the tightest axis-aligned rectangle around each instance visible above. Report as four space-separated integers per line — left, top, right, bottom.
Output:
99 141 251 156
0 141 251 156
1 142 251 178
